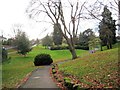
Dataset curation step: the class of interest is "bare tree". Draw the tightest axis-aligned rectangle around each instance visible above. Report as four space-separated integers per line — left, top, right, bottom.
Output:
118 0 120 35
26 0 86 59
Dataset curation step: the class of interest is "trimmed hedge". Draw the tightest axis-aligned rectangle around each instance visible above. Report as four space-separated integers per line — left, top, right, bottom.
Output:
50 46 69 50
75 45 89 50
50 45 89 50
34 54 53 66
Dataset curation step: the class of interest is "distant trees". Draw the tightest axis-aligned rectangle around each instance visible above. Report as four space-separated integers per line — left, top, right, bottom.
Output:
42 34 53 48
79 29 95 48
53 23 63 46
88 37 101 50
2 38 15 46
14 30 31 56
35 38 40 46
7 38 14 46
99 6 116 50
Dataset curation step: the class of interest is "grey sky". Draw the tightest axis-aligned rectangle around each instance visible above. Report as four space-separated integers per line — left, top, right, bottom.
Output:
0 0 118 40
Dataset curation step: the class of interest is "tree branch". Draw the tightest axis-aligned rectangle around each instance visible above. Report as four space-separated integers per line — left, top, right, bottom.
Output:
38 0 55 23
84 5 102 21
76 1 86 35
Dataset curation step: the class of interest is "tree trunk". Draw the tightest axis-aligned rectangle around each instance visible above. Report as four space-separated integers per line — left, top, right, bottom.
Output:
67 38 77 59
106 41 110 49
55 21 78 59
100 42 103 51
110 43 112 49
69 46 77 59
107 44 109 49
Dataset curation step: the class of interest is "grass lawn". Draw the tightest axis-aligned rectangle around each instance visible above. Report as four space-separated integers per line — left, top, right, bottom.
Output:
29 45 88 62
2 45 88 88
2 54 36 88
58 45 119 88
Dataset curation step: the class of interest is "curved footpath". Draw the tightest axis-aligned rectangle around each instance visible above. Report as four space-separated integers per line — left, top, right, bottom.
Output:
19 65 60 89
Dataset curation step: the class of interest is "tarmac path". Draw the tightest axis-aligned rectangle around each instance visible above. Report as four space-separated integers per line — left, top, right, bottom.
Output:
19 65 60 89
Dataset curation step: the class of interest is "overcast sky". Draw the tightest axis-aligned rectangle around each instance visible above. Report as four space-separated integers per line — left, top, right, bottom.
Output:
0 0 42 39
0 0 118 40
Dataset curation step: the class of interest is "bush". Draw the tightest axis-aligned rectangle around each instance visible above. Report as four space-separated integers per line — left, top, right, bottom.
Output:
18 47 33 55
64 77 74 89
50 45 89 50
75 45 89 50
34 54 53 66
2 48 8 62
50 46 69 50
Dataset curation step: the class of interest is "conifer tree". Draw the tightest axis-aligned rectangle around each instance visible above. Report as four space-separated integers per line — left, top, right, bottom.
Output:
53 23 63 46
99 6 116 49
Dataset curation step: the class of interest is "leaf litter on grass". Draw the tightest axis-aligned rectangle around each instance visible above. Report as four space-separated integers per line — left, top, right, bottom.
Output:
58 48 119 88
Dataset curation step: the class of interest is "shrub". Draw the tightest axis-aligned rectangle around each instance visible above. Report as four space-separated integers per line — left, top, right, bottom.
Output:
18 47 33 55
75 45 89 50
50 45 89 50
50 46 69 50
64 77 74 89
2 48 8 62
34 54 53 66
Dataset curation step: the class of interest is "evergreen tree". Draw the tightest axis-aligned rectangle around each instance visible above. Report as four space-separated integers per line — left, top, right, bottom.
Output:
99 6 116 49
53 23 63 46
42 35 53 48
14 30 31 56
79 29 95 47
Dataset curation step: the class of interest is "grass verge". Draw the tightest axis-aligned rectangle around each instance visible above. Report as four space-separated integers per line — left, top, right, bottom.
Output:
2 45 88 88
58 47 119 88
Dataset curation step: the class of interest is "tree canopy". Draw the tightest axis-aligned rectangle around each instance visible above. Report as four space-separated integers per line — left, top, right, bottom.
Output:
79 29 95 47
42 34 53 48
14 30 31 56
53 23 63 46
99 6 116 49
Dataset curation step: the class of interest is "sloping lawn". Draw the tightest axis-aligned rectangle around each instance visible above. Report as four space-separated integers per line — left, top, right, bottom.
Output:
59 47 119 88
2 54 36 88
2 45 88 88
29 45 88 62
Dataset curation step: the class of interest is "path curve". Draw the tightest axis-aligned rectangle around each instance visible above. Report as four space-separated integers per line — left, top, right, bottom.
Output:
19 65 60 89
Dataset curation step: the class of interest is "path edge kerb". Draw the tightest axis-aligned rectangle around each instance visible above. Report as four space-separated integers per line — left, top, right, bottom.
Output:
16 60 71 88
16 69 37 88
